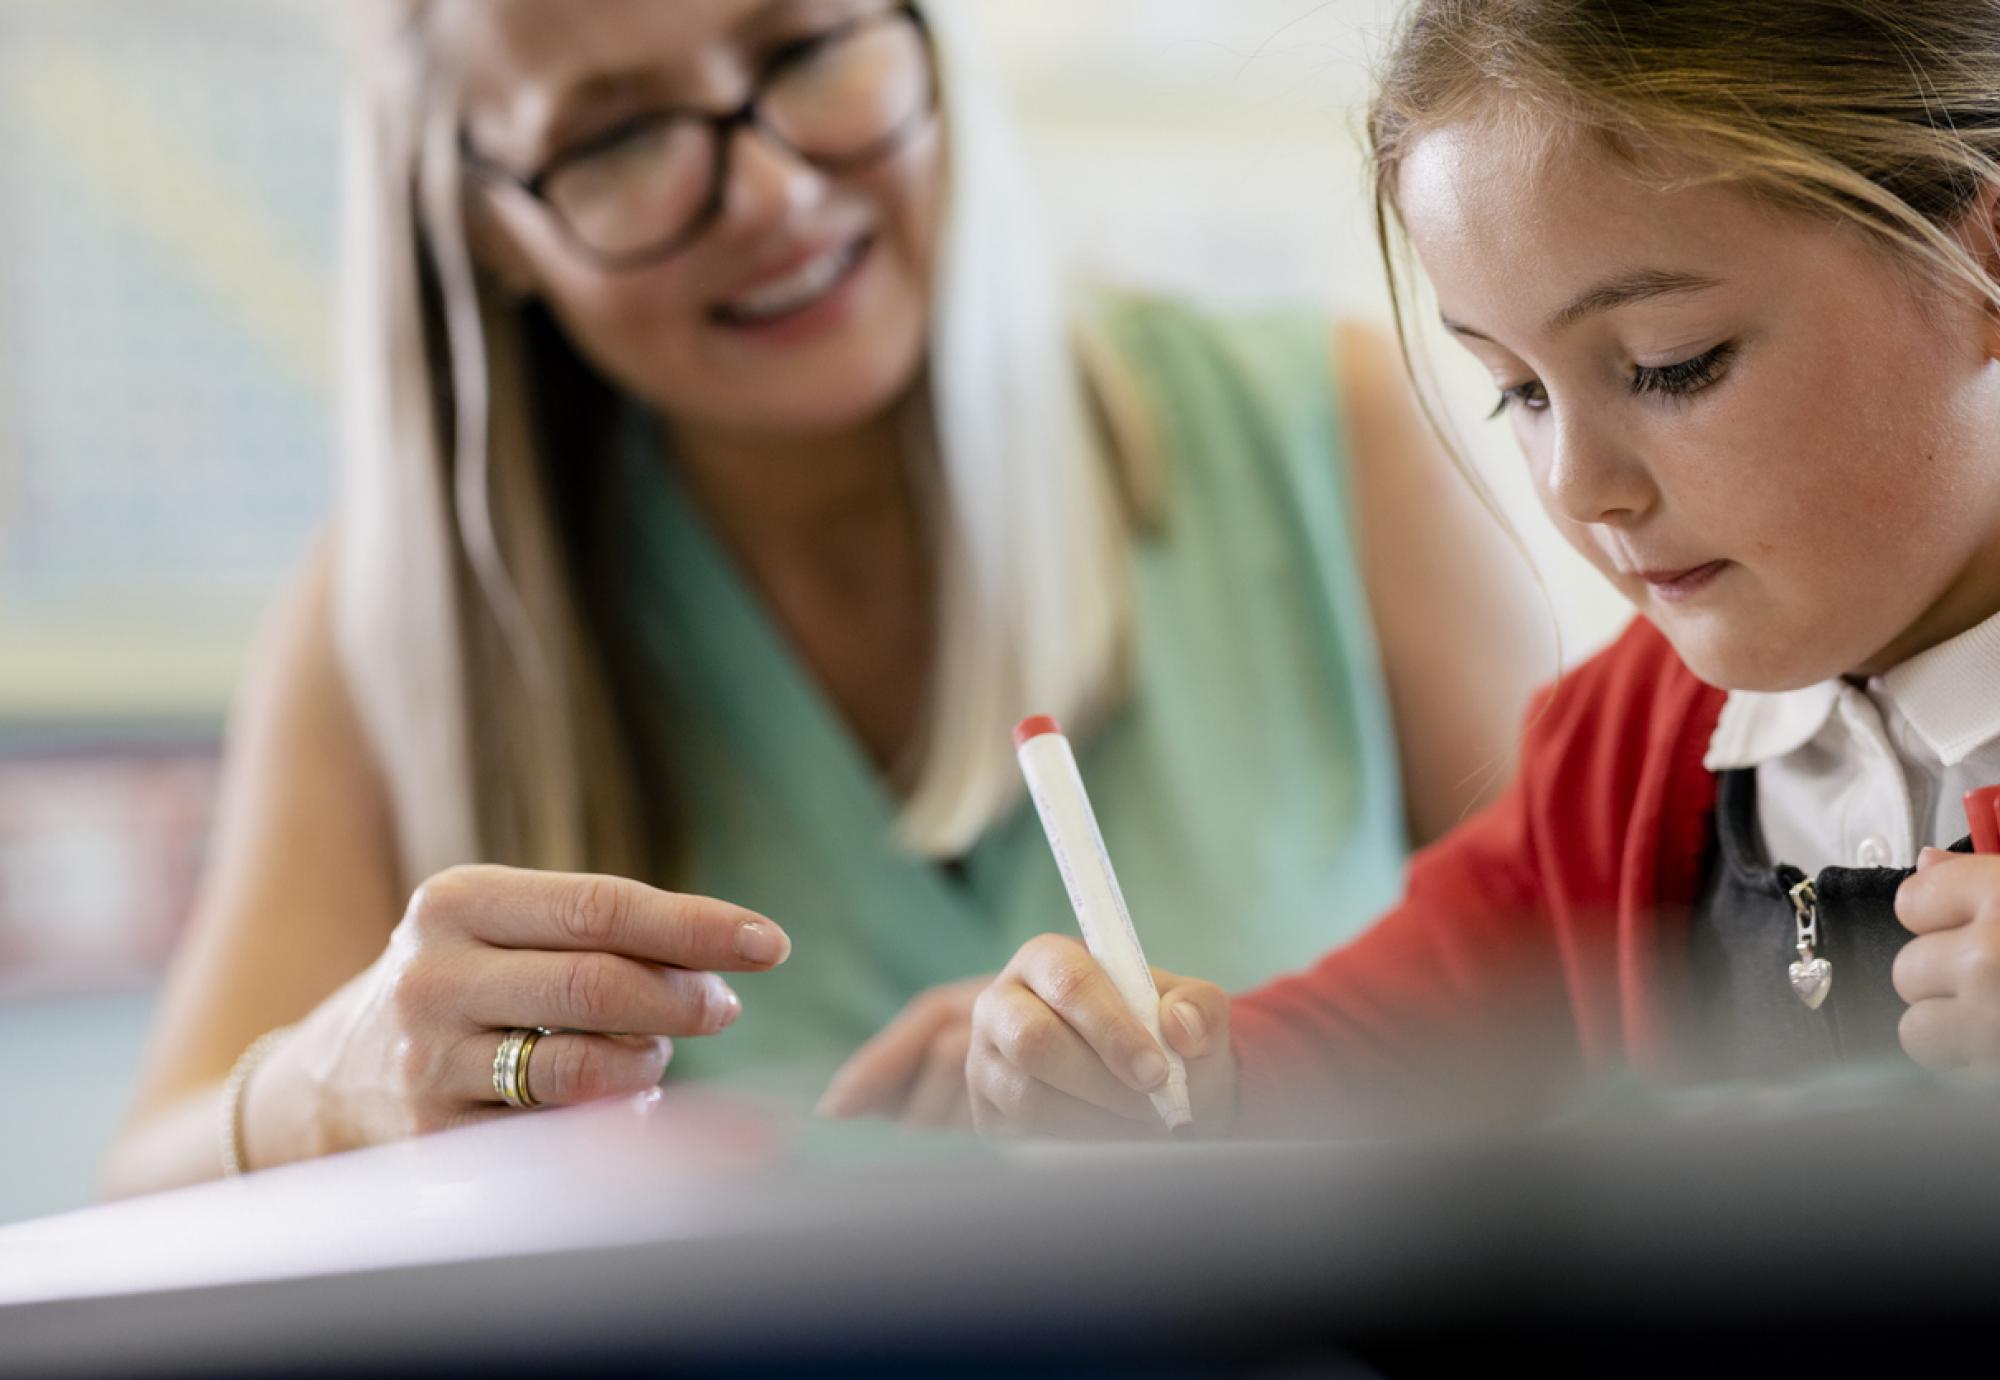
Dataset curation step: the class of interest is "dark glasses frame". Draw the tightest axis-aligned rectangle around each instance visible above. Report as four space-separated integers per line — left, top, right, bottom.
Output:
461 2 937 273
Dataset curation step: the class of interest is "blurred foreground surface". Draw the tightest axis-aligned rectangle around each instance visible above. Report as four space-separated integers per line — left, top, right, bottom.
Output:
3 1074 1997 1377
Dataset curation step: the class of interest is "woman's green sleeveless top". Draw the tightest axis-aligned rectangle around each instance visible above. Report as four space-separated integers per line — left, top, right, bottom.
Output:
618 298 1409 1085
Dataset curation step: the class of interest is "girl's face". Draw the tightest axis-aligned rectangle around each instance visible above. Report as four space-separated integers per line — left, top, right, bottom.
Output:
1399 118 2000 691
446 0 942 443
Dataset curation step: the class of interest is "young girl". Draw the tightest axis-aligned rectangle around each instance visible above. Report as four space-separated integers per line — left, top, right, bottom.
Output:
964 0 2000 1139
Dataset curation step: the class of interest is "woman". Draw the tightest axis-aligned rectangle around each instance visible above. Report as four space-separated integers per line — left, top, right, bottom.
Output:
103 0 1543 1191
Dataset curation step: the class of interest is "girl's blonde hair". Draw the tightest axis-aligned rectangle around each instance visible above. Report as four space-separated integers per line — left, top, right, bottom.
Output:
1368 1 2000 372
334 1 1133 889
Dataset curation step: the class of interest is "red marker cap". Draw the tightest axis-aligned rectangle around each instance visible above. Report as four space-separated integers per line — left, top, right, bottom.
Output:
1966 786 2000 855
1013 715 1063 749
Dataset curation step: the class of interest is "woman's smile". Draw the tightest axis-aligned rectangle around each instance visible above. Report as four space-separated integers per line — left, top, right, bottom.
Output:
710 232 877 343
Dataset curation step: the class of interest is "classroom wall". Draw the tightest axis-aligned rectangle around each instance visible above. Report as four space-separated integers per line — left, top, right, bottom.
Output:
0 0 1629 1225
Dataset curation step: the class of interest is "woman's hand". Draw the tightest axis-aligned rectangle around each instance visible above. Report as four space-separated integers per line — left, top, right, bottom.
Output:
965 935 1235 1139
243 865 791 1165
817 976 991 1129
1895 849 2000 1071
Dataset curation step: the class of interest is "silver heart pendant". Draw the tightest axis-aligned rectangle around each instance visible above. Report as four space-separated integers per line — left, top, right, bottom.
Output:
1789 956 1833 1010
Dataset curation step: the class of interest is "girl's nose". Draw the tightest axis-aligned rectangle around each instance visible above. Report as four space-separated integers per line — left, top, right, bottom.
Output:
1542 409 1656 528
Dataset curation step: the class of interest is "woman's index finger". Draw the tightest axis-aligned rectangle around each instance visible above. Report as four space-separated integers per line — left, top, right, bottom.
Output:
450 868 791 970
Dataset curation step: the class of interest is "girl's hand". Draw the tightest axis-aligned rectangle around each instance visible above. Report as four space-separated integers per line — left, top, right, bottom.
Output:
245 866 791 1164
1894 849 2000 1071
965 935 1234 1139
817 976 991 1129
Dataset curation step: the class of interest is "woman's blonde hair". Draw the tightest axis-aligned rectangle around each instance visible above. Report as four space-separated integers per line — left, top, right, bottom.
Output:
1368 1 2000 372
333 1 1133 889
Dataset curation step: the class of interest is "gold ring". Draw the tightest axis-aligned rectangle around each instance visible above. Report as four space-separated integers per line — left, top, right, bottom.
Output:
492 1027 548 1109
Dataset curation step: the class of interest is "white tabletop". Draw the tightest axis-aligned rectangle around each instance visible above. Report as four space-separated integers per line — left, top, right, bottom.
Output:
0 1085 811 1307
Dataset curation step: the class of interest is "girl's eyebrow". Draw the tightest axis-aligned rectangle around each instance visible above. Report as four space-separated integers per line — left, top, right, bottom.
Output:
1543 269 1725 333
1442 269 1726 343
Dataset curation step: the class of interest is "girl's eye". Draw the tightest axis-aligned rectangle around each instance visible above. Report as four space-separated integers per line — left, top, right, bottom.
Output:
1488 379 1548 420
1632 341 1737 400
1487 341 1739 420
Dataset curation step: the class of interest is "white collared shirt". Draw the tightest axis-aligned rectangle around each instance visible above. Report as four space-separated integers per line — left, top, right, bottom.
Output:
1703 608 2000 875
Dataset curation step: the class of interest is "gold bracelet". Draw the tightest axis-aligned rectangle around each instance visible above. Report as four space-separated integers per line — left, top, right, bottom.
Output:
219 1025 295 1178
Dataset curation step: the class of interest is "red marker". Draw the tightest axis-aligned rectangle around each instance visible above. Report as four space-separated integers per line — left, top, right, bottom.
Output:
1964 786 2000 854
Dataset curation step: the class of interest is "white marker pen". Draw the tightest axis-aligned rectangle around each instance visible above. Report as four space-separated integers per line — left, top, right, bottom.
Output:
1013 715 1191 1131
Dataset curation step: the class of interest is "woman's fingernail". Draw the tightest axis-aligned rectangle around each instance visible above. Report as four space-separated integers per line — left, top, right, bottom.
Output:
712 981 742 1028
1131 1050 1167 1089
1172 1001 1207 1046
736 921 790 965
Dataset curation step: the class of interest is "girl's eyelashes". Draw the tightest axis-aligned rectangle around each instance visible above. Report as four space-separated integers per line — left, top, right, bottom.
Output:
1631 341 1737 400
1486 340 1738 419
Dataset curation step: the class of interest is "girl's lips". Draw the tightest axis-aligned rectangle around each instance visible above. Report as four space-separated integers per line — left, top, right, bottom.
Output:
1637 560 1730 602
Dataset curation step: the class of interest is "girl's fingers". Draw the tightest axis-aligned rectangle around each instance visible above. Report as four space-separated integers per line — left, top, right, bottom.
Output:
1895 857 2000 936
899 1023 975 1130
819 987 964 1118
972 1061 1170 1141
1008 936 1174 1097
1153 973 1231 1060
465 949 741 1037
1892 931 1962 1005
1899 997 1966 1071
973 979 1160 1123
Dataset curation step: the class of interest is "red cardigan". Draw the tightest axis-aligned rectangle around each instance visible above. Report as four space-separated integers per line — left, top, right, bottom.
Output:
1230 616 1729 1134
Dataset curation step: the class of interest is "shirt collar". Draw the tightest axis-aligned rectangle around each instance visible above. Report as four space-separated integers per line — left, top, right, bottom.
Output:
1876 605 2000 767
1703 606 2000 772
1703 679 1842 771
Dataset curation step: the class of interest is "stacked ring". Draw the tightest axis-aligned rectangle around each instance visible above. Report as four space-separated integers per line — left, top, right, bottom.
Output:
492 1027 550 1109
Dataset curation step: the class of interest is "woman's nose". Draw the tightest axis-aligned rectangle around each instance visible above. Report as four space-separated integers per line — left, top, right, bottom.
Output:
1541 410 1656 528
711 123 825 241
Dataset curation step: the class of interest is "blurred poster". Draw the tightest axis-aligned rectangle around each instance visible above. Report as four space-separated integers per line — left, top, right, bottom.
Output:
0 744 217 994
0 0 337 720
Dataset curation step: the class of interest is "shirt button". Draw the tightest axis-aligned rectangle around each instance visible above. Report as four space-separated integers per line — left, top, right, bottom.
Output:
1856 836 1891 868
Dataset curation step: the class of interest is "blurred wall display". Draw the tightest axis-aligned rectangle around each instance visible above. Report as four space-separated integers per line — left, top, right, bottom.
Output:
0 0 334 993
0 0 338 721
0 743 216 995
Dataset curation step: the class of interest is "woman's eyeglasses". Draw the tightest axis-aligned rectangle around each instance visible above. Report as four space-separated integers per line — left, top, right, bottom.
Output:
462 3 936 273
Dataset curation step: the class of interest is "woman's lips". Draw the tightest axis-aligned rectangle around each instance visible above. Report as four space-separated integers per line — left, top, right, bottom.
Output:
1634 560 1730 602
711 235 874 329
